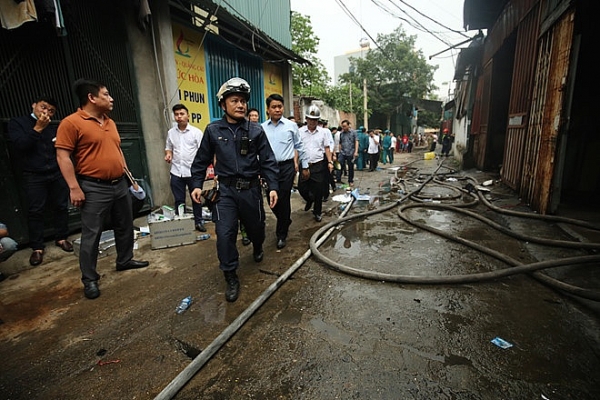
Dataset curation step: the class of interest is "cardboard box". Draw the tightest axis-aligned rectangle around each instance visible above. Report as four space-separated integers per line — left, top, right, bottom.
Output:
149 215 196 249
73 230 117 259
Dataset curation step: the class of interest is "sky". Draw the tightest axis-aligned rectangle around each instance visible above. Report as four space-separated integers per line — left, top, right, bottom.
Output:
289 0 472 99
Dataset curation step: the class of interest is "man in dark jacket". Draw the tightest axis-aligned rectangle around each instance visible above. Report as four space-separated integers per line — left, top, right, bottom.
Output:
8 96 73 267
191 77 279 303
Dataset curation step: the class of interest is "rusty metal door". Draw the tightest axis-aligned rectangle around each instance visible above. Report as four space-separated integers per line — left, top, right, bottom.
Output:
522 9 575 214
501 5 541 190
471 60 492 170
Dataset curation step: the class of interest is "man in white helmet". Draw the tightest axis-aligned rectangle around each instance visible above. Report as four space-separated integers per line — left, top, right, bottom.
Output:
297 105 334 222
191 77 279 302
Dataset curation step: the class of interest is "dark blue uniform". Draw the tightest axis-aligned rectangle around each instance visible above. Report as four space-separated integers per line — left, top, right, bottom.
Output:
191 117 279 272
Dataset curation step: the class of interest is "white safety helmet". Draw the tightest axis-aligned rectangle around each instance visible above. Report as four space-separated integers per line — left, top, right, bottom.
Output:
305 104 321 119
216 77 251 103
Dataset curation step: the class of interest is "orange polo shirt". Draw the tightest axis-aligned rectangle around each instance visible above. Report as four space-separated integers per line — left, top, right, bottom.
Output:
55 108 125 180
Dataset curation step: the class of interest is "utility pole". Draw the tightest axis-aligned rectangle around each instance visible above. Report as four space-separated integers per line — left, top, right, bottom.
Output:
363 77 368 130
359 38 370 130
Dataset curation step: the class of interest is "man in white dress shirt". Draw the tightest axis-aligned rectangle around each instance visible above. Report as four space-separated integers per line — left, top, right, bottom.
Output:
165 104 206 231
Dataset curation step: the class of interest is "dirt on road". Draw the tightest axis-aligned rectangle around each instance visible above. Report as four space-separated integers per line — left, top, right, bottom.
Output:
1 149 599 400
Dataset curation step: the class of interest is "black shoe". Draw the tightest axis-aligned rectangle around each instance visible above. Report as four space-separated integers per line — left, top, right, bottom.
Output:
277 238 286 249
253 248 264 263
224 271 239 302
55 239 74 252
322 197 329 202
304 200 313 211
195 222 207 232
116 259 149 271
241 237 251 246
29 250 44 266
84 281 100 299
314 214 322 222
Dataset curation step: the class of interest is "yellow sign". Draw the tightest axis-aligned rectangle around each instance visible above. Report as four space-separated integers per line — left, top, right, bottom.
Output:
172 23 210 131
263 62 283 99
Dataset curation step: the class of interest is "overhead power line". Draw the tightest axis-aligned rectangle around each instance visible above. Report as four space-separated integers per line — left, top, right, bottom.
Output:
394 0 469 38
333 0 383 52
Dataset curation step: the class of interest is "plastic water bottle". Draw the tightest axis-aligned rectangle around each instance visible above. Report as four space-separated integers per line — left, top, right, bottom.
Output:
176 296 192 314
197 234 211 241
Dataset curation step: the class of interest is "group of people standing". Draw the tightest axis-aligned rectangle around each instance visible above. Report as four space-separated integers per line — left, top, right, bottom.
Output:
4 74 453 305
188 78 346 302
7 80 151 300
344 127 399 172
189 78 335 302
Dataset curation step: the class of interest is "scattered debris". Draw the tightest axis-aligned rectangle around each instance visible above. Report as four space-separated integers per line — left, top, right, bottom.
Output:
491 337 513 349
97 359 121 366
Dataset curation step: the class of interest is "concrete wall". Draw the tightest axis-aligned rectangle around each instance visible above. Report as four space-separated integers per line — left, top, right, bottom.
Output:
295 98 341 128
452 116 469 167
125 0 178 207
126 1 297 208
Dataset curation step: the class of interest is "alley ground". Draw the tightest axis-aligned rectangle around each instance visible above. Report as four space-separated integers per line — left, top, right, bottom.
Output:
1 147 599 400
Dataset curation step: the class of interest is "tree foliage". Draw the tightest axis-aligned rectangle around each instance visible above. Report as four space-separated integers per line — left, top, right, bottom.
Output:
290 11 330 97
417 109 441 128
290 13 438 127
340 27 438 123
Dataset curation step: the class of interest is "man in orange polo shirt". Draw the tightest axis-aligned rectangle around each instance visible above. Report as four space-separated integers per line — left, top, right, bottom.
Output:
56 78 149 300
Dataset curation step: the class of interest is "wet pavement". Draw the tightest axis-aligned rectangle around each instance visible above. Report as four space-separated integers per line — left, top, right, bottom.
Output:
1 148 599 399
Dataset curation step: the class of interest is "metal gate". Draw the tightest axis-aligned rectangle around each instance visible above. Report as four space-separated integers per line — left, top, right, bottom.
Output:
0 0 149 244
501 5 541 190
522 9 575 214
205 34 264 120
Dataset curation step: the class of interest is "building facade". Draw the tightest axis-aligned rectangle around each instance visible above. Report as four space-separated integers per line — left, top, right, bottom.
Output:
0 0 305 243
451 0 597 214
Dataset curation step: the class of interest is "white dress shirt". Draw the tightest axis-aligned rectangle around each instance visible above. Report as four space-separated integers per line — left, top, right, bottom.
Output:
165 123 203 177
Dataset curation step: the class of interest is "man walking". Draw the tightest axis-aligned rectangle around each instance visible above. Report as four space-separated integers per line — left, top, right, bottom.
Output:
165 104 206 232
262 94 308 249
56 78 149 300
335 120 358 187
191 77 279 303
368 129 380 171
8 96 73 266
382 129 392 165
356 126 369 171
298 105 334 222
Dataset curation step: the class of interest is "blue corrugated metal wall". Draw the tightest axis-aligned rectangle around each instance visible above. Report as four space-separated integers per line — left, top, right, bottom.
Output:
205 35 264 120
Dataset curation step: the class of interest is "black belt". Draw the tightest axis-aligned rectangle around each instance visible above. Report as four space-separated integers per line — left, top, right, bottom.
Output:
278 159 294 166
220 177 260 190
78 174 125 185
308 160 325 167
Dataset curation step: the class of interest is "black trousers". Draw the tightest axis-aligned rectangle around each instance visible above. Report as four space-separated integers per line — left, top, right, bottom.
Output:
23 170 70 250
369 153 379 171
170 173 204 225
79 179 134 283
298 160 326 216
268 160 295 240
212 182 265 272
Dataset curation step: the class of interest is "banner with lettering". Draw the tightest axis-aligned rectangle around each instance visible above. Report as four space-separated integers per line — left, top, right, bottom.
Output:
172 23 210 131
263 62 283 100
